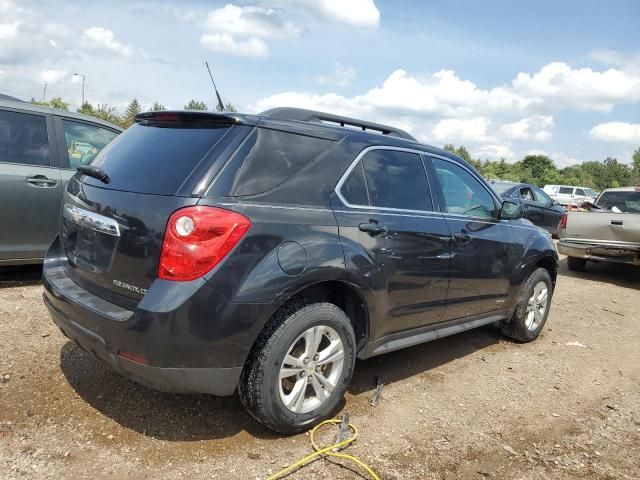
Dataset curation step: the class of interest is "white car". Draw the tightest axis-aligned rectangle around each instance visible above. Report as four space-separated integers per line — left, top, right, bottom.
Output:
543 185 597 206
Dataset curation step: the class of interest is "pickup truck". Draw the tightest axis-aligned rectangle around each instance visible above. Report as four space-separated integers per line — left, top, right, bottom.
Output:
558 187 640 270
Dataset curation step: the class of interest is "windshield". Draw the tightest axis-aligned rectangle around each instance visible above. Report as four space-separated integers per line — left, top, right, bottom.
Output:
596 191 640 213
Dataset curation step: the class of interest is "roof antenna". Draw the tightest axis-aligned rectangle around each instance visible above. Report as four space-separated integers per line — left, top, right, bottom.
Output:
205 60 225 112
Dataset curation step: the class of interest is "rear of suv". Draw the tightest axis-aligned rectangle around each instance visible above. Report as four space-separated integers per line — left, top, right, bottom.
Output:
43 108 558 433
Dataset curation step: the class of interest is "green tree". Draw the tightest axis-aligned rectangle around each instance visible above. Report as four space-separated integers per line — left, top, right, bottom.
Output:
215 101 237 112
121 98 142 127
632 147 640 184
30 97 69 110
150 102 166 111
184 99 207 110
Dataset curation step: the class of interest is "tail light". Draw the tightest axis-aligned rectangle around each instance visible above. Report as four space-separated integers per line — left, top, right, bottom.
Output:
559 213 567 230
158 206 251 281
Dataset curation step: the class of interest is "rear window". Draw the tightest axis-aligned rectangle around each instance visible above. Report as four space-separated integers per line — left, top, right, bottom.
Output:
209 127 335 197
596 191 640 213
81 123 231 194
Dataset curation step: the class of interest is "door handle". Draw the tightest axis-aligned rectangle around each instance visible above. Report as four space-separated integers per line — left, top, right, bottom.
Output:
454 231 471 244
358 222 388 236
26 175 57 187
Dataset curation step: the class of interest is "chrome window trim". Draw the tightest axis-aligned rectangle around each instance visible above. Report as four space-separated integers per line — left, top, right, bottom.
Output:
334 145 438 215
63 204 120 237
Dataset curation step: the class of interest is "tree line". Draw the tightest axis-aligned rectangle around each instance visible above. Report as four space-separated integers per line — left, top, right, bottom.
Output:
444 144 640 191
30 96 236 129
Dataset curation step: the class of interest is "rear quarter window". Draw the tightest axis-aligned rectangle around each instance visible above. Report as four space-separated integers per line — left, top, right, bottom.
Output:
210 127 335 197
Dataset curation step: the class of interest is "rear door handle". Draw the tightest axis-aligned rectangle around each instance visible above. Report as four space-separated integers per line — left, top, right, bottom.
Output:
26 175 57 187
358 222 388 236
611 220 623 226
454 231 471 244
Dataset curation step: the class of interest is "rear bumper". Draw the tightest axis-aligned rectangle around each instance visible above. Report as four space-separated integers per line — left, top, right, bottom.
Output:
558 240 640 266
41 238 277 396
44 293 241 395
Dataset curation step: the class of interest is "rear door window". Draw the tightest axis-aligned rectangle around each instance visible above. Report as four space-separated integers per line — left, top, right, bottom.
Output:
61 119 119 169
212 127 335 196
361 149 432 211
0 109 50 166
82 123 232 194
519 187 535 201
559 187 573 194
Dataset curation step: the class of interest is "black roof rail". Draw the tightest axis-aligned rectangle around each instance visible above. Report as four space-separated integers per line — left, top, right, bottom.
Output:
260 107 416 141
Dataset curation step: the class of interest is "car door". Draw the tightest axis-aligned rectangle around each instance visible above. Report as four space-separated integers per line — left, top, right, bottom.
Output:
333 147 450 340
557 186 573 205
0 107 62 262
429 157 520 320
574 187 588 205
516 186 544 226
52 115 120 188
531 186 562 233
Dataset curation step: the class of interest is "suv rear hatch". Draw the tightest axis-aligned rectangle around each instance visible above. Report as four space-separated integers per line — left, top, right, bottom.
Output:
60 112 252 309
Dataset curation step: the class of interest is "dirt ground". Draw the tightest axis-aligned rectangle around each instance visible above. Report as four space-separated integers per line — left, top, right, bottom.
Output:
1 255 639 480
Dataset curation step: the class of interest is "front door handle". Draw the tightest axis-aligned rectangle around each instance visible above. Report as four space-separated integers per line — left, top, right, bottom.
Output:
26 175 57 187
454 231 471 244
358 222 388 236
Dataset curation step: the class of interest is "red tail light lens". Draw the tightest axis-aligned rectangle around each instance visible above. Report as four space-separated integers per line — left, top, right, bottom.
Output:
158 206 251 281
559 213 567 229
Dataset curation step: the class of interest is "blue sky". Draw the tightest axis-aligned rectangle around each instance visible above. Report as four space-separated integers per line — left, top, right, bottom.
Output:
1 0 638 166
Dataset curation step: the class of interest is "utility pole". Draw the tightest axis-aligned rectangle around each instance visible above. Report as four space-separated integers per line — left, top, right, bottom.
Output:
73 73 86 105
42 83 48 102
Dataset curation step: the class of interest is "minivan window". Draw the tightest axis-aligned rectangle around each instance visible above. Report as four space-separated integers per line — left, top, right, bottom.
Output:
82 123 231 194
0 110 49 166
432 158 496 219
61 119 119 169
214 127 335 197
341 161 369 205
361 149 432 211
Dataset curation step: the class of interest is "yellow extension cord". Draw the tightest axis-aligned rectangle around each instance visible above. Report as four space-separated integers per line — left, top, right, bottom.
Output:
266 419 380 480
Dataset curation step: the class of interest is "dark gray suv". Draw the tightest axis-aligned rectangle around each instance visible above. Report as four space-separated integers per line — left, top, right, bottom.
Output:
43 108 558 434
0 99 121 265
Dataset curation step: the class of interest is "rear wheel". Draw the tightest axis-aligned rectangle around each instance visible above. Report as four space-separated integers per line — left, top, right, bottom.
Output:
239 301 356 434
567 256 587 272
502 268 553 342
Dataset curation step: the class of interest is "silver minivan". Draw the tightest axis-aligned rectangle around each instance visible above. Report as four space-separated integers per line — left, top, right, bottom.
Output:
0 98 122 265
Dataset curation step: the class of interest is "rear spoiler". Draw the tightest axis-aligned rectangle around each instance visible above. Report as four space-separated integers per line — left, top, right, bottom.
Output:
135 111 260 127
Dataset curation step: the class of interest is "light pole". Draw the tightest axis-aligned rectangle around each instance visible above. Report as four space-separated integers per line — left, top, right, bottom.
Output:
73 73 86 105
42 83 47 102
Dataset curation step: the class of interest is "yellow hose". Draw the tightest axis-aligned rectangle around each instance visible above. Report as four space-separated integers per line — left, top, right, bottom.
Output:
266 418 380 480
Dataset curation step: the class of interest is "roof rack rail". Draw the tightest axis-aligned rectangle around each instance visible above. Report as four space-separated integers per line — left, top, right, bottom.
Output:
260 107 416 141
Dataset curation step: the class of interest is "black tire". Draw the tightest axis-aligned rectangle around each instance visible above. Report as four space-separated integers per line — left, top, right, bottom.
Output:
567 256 587 272
501 268 553 343
239 301 356 434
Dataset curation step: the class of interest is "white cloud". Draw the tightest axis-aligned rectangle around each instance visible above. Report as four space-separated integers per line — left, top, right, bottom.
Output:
39 69 68 84
200 33 269 58
292 0 380 27
589 122 640 143
0 21 19 40
200 4 299 58
205 4 299 39
317 64 357 87
474 144 514 160
81 27 148 60
432 117 493 143
499 115 554 142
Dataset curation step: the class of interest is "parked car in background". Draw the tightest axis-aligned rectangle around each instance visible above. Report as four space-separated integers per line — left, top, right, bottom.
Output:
490 180 566 237
558 186 640 270
43 107 558 434
543 184 597 206
0 99 122 265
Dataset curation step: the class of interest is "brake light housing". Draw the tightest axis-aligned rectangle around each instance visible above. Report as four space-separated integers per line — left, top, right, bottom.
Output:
559 213 567 230
158 206 251 281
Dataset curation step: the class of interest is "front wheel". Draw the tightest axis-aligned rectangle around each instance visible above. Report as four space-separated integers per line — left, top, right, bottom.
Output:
502 268 553 342
239 301 356 434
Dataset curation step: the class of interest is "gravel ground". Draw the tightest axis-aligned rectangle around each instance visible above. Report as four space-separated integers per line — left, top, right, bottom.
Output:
1 256 639 479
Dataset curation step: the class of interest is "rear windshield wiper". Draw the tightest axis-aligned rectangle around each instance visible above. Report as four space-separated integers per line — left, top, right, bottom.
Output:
77 165 110 184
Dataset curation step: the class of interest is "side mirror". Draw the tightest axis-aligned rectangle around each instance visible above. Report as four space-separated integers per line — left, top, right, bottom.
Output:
500 199 523 220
